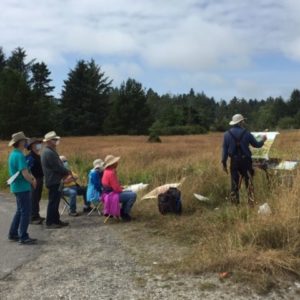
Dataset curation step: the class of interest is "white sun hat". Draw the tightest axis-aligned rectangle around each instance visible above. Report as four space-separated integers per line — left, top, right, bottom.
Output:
43 131 61 142
93 159 105 170
229 114 246 126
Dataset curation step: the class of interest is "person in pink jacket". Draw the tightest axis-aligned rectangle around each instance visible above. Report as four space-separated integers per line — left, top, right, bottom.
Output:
102 155 136 222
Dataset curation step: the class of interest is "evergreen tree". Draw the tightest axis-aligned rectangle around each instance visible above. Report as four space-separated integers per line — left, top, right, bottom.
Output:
288 89 300 116
6 47 34 81
30 62 54 97
0 69 36 138
61 59 112 135
0 47 6 72
30 62 57 134
104 78 151 134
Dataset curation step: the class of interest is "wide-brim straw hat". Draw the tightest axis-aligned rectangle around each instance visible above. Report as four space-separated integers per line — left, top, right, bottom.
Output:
104 155 120 168
8 131 29 147
93 159 104 170
229 114 246 126
26 137 42 149
43 131 61 142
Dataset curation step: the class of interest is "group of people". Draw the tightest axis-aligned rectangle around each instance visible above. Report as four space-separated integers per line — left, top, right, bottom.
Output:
7 131 136 245
7 113 266 245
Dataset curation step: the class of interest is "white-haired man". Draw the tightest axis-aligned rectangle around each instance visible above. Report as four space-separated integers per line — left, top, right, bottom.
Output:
41 131 70 228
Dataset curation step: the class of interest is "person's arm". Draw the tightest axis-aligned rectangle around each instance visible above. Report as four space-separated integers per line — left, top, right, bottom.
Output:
222 133 229 173
47 151 70 176
22 169 37 189
249 133 266 148
110 170 123 193
17 154 36 188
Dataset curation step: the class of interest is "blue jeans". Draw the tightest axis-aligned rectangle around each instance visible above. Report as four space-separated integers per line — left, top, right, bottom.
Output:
9 191 32 241
63 187 77 212
119 191 136 215
63 186 87 212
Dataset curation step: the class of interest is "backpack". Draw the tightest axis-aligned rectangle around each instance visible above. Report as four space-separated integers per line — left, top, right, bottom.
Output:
228 129 247 157
158 187 182 215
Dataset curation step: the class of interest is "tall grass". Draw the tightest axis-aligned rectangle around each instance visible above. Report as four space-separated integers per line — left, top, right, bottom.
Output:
0 132 300 292
0 160 9 190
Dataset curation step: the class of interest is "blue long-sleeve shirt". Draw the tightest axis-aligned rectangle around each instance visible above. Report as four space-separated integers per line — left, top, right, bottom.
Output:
89 169 103 192
222 126 264 164
86 169 103 202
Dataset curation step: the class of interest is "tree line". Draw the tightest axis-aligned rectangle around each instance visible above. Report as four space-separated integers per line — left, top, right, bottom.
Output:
1 47 300 139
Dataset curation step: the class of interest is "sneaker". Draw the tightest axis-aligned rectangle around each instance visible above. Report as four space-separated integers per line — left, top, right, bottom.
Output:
19 238 37 245
122 214 132 222
83 207 92 213
69 212 79 217
31 219 42 225
31 216 45 224
58 220 69 227
8 235 19 241
46 223 62 229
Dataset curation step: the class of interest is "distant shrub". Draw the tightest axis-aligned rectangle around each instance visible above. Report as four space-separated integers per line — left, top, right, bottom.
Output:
148 133 162 143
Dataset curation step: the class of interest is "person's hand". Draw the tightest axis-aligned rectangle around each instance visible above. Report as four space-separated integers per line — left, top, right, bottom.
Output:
222 162 228 174
64 175 74 184
32 178 37 189
262 135 267 142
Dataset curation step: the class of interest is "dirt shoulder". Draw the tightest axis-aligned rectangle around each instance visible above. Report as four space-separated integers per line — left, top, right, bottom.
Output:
0 194 299 299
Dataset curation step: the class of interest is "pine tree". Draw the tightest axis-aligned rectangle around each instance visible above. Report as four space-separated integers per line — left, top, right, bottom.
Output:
104 78 151 134
6 47 34 81
30 62 54 97
0 69 36 138
61 59 112 135
30 62 57 134
0 47 6 71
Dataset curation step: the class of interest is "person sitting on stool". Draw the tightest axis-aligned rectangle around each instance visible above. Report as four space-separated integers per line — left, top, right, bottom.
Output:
60 155 88 216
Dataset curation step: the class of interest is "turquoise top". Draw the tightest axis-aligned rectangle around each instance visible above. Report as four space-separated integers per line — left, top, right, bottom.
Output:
8 149 31 193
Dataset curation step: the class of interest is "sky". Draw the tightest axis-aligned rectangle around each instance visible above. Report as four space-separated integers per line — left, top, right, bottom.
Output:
1 0 300 101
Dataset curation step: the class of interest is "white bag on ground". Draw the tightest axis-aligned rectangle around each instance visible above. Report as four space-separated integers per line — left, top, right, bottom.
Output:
258 203 272 216
194 193 210 202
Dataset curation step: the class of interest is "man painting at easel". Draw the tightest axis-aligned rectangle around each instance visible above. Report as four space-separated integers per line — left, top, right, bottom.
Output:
222 114 267 206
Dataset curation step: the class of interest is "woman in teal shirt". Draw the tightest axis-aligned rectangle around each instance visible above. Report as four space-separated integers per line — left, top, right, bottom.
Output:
8 132 37 245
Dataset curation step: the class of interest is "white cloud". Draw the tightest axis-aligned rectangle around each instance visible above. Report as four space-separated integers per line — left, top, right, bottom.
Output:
142 15 250 71
1 0 300 99
102 62 143 85
1 0 300 66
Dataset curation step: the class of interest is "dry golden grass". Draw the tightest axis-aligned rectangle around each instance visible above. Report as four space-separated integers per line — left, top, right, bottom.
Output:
1 131 300 292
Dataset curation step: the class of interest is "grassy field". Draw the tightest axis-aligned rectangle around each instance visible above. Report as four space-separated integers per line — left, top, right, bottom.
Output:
1 131 300 293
